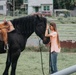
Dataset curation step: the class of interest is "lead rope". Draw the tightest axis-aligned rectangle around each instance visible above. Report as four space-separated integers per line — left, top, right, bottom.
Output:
39 39 45 75
38 38 50 75
49 42 51 74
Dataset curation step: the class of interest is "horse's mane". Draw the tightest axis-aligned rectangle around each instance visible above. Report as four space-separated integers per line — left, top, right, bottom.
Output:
11 15 35 35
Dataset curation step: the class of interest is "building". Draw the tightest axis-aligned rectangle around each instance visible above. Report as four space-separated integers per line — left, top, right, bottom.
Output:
23 0 53 15
0 0 7 15
0 0 53 16
0 0 13 15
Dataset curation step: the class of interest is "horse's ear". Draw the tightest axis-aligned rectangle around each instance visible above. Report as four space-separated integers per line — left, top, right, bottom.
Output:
37 15 41 20
36 14 43 20
34 14 40 20
33 13 43 20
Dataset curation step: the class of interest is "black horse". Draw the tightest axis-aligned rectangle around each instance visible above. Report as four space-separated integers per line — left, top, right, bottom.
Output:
0 15 49 75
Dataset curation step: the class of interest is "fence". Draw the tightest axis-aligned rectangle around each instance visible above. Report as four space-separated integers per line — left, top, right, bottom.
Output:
51 65 76 75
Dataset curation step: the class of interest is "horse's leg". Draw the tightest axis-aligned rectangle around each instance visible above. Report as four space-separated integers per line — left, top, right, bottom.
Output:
3 52 11 75
11 49 21 75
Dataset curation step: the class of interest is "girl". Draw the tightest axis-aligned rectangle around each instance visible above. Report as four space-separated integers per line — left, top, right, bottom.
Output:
45 22 61 74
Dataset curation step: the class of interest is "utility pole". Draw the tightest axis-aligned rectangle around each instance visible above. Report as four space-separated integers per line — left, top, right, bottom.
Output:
13 0 15 16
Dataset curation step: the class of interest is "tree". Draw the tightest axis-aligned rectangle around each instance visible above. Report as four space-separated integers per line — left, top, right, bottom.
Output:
54 0 76 10
12 0 23 9
54 0 58 9
16 0 23 9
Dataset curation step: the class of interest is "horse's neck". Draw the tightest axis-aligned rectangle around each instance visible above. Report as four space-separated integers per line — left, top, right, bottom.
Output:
22 17 35 38
25 31 34 39
11 16 36 38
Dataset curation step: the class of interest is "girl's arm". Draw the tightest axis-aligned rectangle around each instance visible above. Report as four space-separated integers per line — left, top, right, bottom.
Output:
45 24 51 37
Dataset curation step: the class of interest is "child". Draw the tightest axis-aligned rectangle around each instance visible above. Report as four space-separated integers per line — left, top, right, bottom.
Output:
0 21 10 50
45 22 61 74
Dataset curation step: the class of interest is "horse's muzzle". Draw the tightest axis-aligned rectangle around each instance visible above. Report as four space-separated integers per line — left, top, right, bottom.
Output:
43 37 50 44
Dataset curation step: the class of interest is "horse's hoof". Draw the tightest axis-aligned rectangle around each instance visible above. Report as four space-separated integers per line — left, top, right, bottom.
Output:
3 72 8 75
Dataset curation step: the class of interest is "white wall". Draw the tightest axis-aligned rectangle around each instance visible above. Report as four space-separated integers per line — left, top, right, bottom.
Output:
0 0 7 15
28 0 53 15
28 6 34 15
28 0 53 6
28 0 40 6
41 0 53 4
28 0 40 14
50 4 53 15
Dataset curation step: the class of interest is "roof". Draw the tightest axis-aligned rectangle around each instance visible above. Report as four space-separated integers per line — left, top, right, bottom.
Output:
28 0 53 6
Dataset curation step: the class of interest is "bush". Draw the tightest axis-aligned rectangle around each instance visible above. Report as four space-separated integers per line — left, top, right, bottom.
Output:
61 48 76 52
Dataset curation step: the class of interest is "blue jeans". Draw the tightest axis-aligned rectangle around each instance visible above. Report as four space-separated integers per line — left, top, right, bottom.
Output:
49 51 58 74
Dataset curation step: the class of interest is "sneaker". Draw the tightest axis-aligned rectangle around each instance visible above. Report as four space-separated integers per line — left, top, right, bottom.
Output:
4 44 9 50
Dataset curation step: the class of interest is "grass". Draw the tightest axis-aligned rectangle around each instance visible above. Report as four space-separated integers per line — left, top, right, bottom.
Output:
0 15 76 75
0 15 76 24
0 50 76 75
47 16 76 24
0 52 49 75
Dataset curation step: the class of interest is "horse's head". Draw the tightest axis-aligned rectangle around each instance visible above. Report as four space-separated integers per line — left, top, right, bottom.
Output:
34 15 50 44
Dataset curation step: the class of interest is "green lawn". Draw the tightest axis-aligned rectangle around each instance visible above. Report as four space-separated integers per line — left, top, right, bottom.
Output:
0 51 76 75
